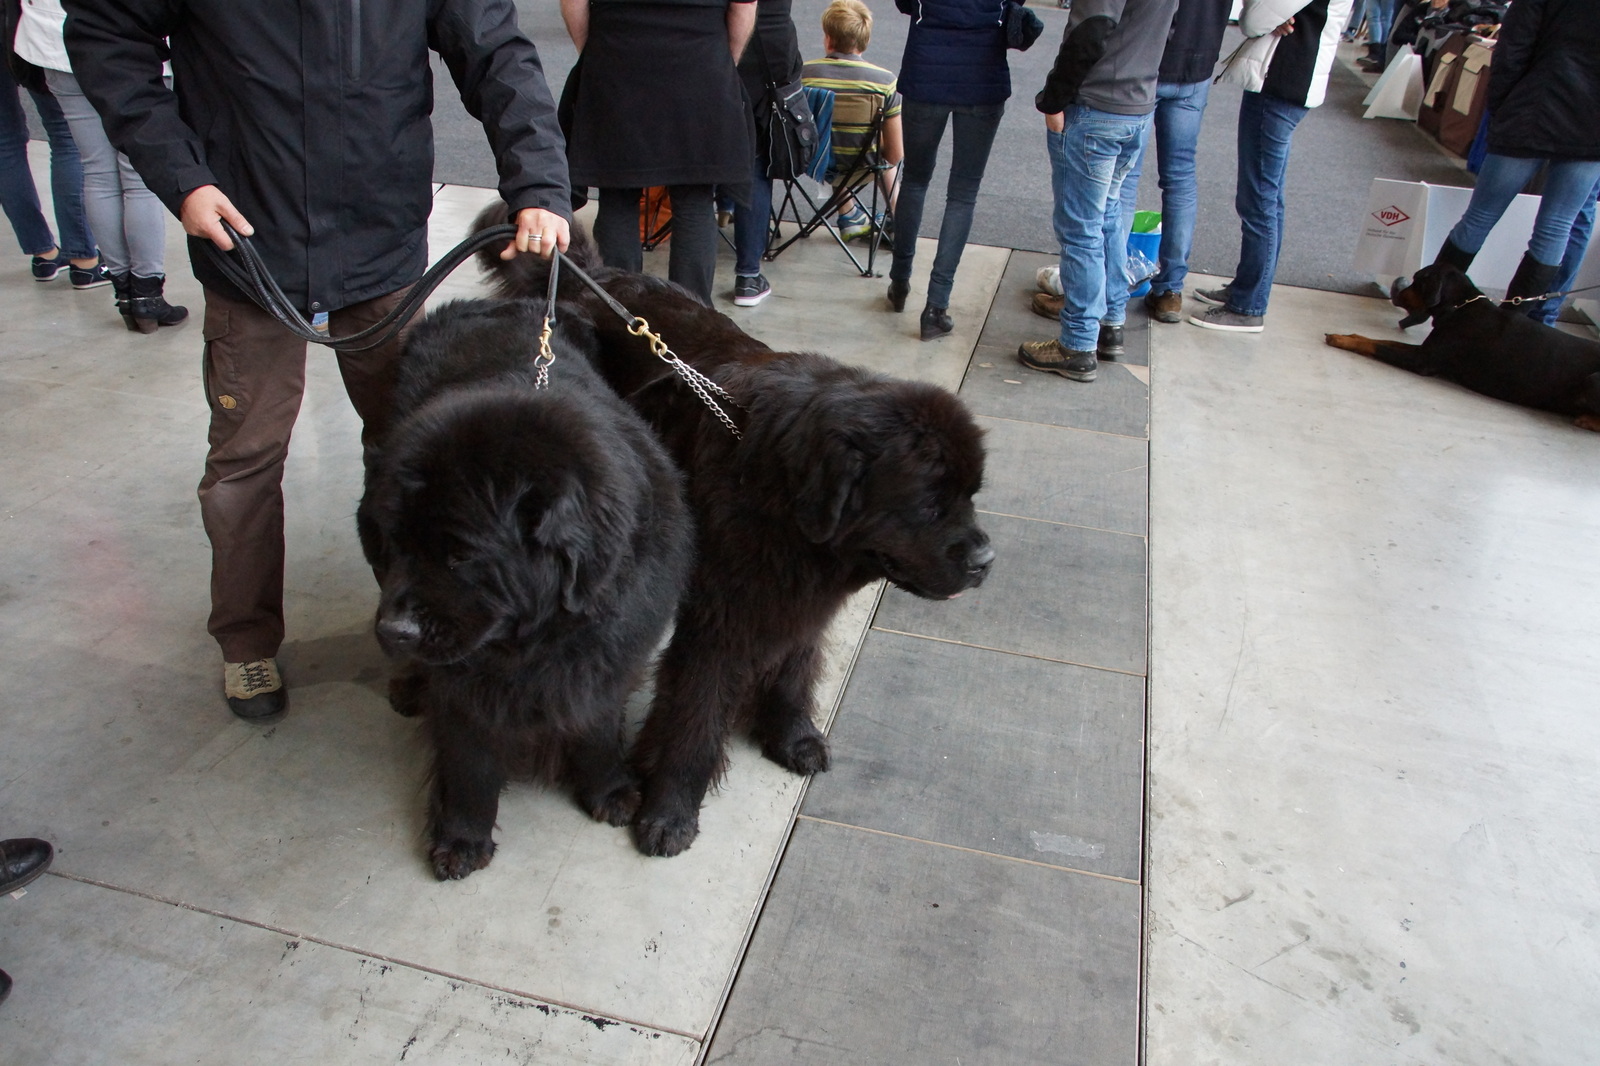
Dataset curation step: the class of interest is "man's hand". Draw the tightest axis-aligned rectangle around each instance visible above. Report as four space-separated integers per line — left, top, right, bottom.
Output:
1044 111 1065 133
500 207 571 260
1273 16 1296 36
181 185 253 250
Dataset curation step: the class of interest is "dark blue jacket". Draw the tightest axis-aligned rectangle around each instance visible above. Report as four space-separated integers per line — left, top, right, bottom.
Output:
895 0 1011 105
1158 0 1230 86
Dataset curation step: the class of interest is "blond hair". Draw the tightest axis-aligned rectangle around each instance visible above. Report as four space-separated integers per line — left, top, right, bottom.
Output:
822 0 873 54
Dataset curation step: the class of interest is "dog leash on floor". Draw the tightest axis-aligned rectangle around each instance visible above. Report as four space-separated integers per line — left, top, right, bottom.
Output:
204 222 744 437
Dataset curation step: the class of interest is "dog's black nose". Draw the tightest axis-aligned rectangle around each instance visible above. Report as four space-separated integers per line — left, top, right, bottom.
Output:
375 613 422 655
965 539 995 579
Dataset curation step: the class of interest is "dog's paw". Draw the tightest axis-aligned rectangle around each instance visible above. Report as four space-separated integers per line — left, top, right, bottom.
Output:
584 781 642 827
429 836 496 881
760 721 832 777
1575 414 1600 433
632 807 700 858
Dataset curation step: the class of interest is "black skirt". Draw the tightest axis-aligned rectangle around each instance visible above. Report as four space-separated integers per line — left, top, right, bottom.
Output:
563 3 756 189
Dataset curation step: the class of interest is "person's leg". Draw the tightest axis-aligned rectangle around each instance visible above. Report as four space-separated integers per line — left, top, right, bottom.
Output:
1051 107 1129 351
593 187 645 274
1151 79 1210 297
25 85 95 263
1225 91 1308 319
1523 160 1600 267
889 97 950 288
330 286 415 453
1535 174 1600 325
0 73 57 257
196 287 309 667
665 183 717 305
1444 153 1542 255
1100 113 1151 331
46 70 128 275
925 102 1005 310
733 156 772 279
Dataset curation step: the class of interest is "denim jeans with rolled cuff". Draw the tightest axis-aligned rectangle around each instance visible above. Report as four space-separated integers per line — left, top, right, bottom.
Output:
1048 104 1150 353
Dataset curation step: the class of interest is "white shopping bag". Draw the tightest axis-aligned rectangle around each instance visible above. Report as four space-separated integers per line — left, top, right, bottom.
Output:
1362 51 1425 121
1352 178 1546 292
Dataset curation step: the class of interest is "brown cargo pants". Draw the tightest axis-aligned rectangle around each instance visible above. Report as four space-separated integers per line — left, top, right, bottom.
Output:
197 285 413 663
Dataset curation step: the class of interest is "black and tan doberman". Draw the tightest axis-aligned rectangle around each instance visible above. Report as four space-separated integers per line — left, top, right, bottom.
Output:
1326 262 1600 432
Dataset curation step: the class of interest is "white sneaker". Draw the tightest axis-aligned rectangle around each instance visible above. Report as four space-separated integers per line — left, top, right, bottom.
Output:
224 658 287 719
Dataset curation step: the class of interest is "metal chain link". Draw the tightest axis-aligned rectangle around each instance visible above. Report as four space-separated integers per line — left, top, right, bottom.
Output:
534 315 556 390
626 317 745 439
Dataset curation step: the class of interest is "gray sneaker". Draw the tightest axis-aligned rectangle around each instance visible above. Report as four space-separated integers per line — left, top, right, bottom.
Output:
1192 286 1230 307
1188 305 1264 333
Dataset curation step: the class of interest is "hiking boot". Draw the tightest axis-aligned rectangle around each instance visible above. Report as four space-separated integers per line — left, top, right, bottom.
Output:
70 261 112 289
732 273 772 307
1018 339 1097 382
1144 289 1183 323
1030 290 1063 319
225 658 288 720
1097 323 1125 360
1189 305 1265 333
920 304 954 341
31 251 67 282
1192 286 1230 307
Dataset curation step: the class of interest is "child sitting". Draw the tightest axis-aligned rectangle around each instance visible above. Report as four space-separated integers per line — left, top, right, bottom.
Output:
801 0 903 240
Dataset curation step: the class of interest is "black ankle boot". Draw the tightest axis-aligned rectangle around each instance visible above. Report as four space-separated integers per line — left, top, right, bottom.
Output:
1432 237 1477 273
110 271 136 330
128 273 189 333
920 304 953 341
887 277 910 313
1500 254 1561 316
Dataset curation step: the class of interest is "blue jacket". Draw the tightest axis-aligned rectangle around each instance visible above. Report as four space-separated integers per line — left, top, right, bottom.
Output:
895 0 1011 105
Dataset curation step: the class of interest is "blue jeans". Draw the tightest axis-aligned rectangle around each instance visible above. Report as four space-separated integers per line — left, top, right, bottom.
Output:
1362 0 1394 44
1049 105 1149 351
1535 174 1600 325
1120 79 1211 297
0 68 94 259
1446 154 1600 267
891 98 1004 308
1226 90 1308 318
733 153 773 277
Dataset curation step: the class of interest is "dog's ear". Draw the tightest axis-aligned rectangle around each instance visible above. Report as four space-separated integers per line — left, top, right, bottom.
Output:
793 433 868 544
523 482 610 614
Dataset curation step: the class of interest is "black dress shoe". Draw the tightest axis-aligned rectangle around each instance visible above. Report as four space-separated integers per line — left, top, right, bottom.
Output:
0 838 54 894
887 277 910 313
1097 323 1125 360
920 304 954 340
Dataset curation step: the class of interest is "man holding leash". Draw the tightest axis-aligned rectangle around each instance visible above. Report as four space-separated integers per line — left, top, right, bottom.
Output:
63 1 572 719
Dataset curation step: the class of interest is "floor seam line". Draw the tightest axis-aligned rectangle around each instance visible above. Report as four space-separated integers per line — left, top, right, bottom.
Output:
975 508 1147 539
972 412 1151 442
867 628 1148 676
794 818 1141 884
41 869 701 1043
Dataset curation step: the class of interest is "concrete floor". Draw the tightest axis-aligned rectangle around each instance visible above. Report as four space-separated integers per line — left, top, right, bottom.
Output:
3 140 1600 1064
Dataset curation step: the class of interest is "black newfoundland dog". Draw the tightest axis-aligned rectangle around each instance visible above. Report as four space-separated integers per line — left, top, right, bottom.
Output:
479 221 994 858
358 298 692 880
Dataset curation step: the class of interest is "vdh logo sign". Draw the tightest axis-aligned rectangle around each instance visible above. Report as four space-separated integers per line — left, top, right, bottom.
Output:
1372 205 1412 227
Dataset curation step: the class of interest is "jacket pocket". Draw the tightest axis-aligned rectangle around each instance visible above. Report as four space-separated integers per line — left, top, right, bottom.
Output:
347 0 363 80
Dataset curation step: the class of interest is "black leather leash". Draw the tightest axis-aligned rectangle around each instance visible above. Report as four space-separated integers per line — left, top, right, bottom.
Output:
205 221 744 436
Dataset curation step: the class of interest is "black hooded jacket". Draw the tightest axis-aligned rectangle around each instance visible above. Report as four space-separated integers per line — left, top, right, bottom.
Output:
63 0 571 313
1484 0 1600 161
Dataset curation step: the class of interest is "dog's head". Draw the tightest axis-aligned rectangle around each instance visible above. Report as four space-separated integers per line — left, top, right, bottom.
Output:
753 365 993 600
1391 262 1484 327
360 389 631 665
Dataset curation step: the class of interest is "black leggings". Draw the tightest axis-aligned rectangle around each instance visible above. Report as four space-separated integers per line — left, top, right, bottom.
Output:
594 184 718 305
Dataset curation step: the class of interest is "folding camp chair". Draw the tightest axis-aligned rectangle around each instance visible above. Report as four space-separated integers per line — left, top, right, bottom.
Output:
766 86 898 277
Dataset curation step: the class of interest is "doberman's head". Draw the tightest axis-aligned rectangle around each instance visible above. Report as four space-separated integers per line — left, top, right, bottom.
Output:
1390 262 1485 328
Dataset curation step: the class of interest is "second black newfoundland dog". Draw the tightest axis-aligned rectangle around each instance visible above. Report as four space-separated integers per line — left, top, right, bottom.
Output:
481 222 994 857
358 298 692 880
